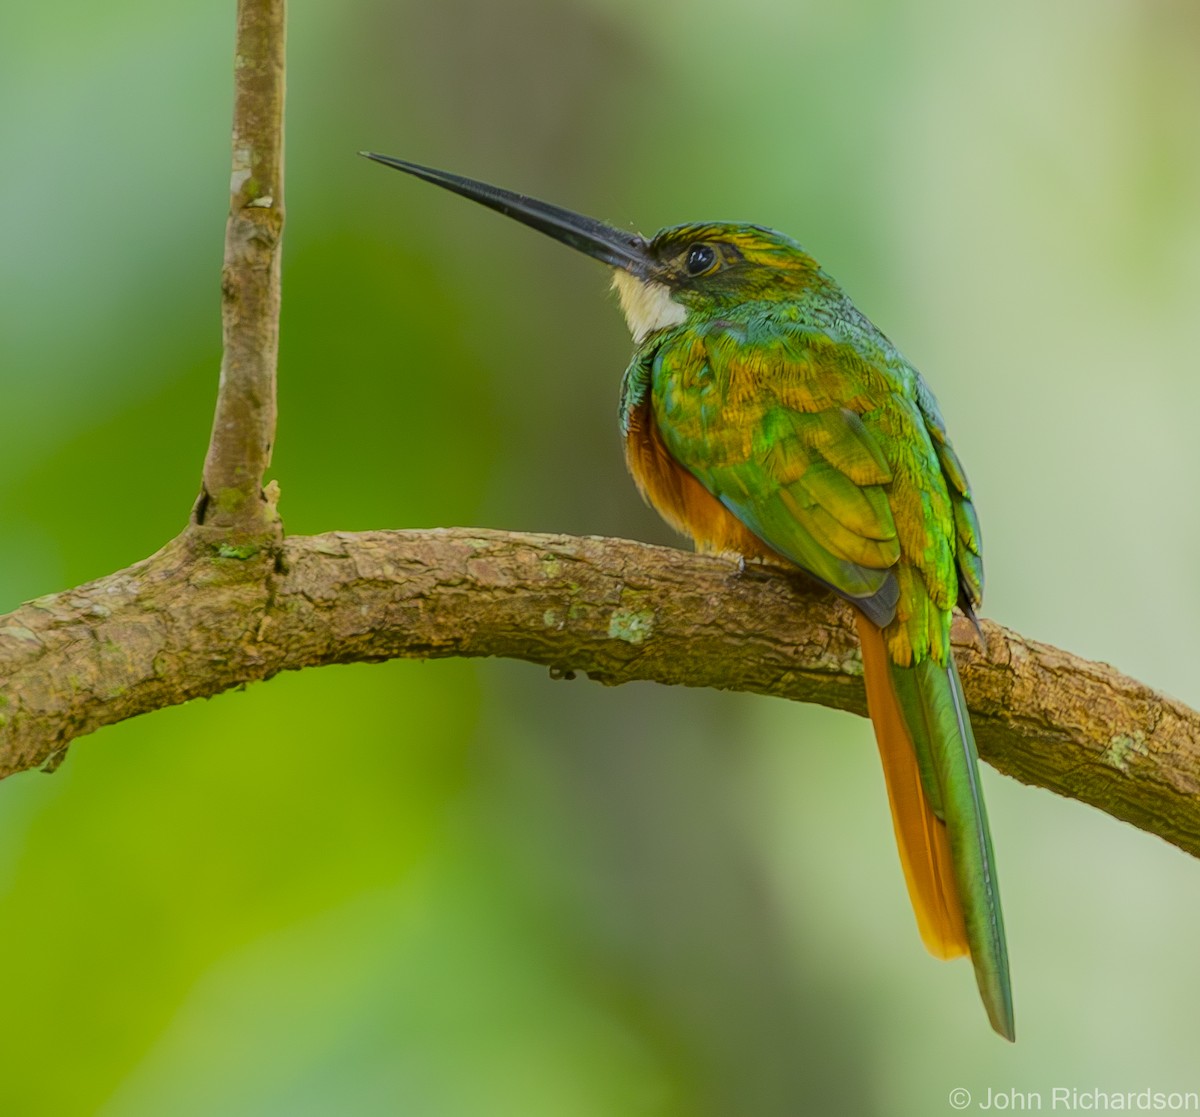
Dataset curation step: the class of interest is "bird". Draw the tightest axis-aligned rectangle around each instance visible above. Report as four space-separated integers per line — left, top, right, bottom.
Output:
362 151 1014 1041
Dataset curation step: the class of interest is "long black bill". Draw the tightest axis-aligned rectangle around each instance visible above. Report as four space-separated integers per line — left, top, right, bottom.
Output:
361 152 654 278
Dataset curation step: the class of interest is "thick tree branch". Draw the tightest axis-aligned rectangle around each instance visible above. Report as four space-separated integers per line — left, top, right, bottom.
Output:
196 0 285 541
1 528 1197 857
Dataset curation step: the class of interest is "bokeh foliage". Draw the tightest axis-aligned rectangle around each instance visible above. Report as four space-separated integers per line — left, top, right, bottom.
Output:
3 1 1200 1113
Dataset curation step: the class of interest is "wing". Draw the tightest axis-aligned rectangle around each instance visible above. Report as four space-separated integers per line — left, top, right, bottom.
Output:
647 314 905 624
914 378 984 615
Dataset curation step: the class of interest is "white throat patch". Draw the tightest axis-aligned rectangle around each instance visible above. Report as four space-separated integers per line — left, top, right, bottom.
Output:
611 271 687 342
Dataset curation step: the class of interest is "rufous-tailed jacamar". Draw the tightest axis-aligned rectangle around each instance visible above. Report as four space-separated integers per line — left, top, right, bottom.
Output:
363 151 1014 1041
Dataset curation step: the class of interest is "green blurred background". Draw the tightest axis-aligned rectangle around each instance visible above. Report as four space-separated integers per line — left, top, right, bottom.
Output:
3 1 1200 1113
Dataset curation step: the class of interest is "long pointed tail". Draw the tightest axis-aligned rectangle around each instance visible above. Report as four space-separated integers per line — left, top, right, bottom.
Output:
856 614 1015 1041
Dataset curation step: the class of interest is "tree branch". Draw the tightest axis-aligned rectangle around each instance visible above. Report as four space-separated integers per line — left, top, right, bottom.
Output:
196 0 286 541
8 0 1197 902
1 528 1196 857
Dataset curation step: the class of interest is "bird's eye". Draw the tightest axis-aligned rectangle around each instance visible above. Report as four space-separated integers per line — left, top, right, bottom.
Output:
684 243 717 275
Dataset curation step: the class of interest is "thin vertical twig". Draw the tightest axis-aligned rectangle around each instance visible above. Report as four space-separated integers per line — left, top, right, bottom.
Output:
196 0 286 541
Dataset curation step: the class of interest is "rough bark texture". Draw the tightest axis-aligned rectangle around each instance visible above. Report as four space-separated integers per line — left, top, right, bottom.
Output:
197 0 285 540
1 527 1197 857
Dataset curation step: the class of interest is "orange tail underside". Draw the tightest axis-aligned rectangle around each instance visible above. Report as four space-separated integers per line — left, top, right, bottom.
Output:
856 615 969 960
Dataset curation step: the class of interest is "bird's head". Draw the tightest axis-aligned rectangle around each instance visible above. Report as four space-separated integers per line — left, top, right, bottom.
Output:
609 222 828 341
362 154 828 342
